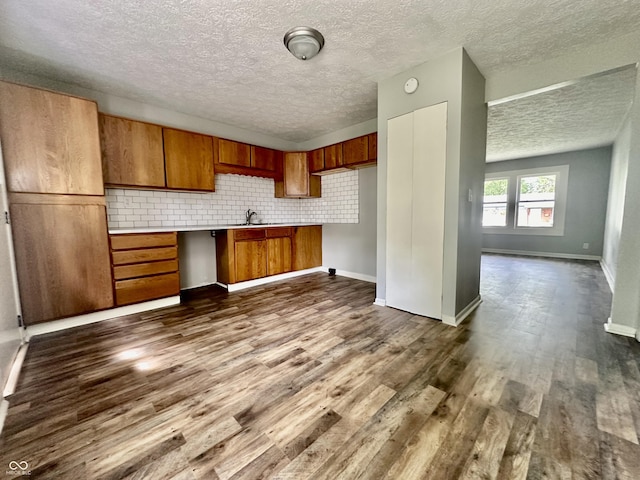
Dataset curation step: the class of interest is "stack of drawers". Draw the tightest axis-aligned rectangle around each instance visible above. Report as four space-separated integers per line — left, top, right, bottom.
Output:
109 232 180 306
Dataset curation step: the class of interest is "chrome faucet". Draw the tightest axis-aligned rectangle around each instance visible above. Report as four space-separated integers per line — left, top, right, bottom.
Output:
245 209 258 225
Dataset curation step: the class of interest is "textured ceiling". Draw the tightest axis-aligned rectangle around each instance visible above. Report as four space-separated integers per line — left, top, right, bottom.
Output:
486 65 637 161
0 0 639 156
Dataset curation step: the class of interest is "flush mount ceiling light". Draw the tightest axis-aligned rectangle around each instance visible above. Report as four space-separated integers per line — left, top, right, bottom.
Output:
284 26 325 60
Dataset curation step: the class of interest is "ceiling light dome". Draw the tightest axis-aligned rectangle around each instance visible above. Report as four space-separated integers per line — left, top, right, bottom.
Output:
284 26 325 61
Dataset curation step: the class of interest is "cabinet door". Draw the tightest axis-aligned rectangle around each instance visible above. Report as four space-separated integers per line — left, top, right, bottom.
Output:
323 144 343 170
293 226 322 271
216 138 251 167
267 237 292 275
10 199 114 324
276 153 320 198
235 239 267 282
251 146 282 172
343 136 368 166
0 81 104 195
163 128 215 191
308 148 325 174
99 114 165 188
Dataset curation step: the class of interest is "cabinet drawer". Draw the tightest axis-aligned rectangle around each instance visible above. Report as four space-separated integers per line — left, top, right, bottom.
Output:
113 259 178 280
232 229 266 241
112 246 177 265
115 272 180 306
110 232 177 250
266 227 292 238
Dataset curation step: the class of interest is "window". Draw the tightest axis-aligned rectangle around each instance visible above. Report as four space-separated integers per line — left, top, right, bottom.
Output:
483 165 569 236
482 178 508 227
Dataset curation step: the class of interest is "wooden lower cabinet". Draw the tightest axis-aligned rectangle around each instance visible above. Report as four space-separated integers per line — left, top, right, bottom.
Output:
216 226 317 284
10 197 114 325
110 232 180 306
293 226 322 270
267 228 293 276
235 239 267 282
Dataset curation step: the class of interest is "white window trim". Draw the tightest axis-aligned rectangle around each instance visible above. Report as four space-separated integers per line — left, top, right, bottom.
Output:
483 164 569 236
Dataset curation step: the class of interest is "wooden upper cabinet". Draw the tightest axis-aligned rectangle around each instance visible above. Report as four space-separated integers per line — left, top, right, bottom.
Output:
308 148 325 174
275 152 320 198
251 146 282 172
215 138 251 167
99 114 165 188
343 136 368 166
323 144 344 170
163 128 215 191
0 81 104 195
343 133 377 168
368 133 377 161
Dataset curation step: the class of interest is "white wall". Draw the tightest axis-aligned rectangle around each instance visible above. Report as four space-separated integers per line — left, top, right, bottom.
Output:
377 48 486 319
602 118 631 286
484 147 613 257
178 231 217 290
456 51 488 313
0 148 22 393
322 167 377 280
609 71 640 334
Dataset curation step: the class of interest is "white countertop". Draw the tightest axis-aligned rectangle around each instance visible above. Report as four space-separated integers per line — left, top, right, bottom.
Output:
108 223 320 234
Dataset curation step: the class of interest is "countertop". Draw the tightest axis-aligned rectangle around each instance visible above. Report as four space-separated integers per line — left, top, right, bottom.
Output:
108 223 320 235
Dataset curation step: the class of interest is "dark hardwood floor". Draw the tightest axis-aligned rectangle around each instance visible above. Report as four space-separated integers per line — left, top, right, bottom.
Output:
1 254 640 479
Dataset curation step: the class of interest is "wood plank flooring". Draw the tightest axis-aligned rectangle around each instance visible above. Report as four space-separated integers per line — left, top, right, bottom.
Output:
2 254 640 479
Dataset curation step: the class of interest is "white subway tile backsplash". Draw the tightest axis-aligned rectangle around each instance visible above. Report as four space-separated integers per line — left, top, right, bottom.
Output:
106 171 359 229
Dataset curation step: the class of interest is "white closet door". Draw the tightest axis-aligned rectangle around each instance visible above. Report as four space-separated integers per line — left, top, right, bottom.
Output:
411 102 447 319
386 102 447 319
386 112 415 311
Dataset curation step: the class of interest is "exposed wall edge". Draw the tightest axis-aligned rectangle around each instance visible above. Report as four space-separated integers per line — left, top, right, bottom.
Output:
604 317 638 339
600 259 615 293
442 295 482 327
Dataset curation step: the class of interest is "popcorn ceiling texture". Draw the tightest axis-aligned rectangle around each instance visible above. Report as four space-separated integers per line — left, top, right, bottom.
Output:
1 0 639 146
106 171 359 229
486 66 637 162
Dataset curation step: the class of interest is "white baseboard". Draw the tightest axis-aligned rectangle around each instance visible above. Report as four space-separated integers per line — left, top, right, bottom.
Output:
3 343 28 398
1 343 29 435
222 268 324 292
600 260 615 292
373 298 387 307
604 317 638 338
442 295 482 327
320 266 376 283
482 248 601 261
25 296 181 339
0 399 7 435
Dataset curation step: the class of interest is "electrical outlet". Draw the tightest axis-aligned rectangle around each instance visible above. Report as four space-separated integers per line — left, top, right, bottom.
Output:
582 243 590 250
124 196 134 208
